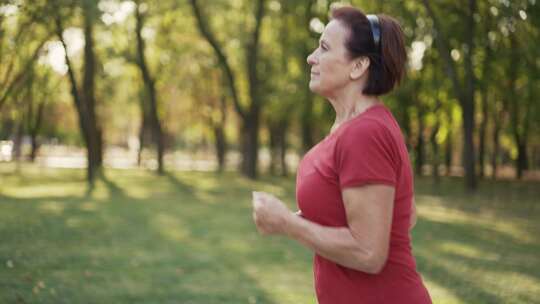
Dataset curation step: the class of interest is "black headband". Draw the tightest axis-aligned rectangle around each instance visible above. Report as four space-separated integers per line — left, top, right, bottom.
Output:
366 14 381 51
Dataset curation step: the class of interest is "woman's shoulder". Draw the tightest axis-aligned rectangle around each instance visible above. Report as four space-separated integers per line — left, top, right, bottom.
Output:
338 104 393 133
332 113 402 166
338 115 393 144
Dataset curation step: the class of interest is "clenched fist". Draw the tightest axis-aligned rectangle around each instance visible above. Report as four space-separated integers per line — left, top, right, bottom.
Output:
252 191 294 235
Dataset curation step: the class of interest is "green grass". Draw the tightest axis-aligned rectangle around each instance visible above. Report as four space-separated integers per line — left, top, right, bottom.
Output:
1 163 539 303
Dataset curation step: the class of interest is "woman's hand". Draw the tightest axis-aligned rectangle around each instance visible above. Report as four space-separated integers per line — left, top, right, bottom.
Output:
252 191 293 236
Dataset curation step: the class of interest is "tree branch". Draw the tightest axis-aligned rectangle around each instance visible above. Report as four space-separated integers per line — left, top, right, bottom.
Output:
246 0 266 110
189 0 246 120
0 36 48 111
421 0 463 104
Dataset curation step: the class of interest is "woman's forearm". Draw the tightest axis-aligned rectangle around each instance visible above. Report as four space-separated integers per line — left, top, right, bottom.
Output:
284 213 384 274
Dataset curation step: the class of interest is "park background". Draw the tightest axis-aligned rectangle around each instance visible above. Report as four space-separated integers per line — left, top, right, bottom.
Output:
0 0 539 303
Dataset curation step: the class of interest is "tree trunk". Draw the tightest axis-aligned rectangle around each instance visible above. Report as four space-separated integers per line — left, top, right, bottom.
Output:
240 112 260 179
445 130 453 176
491 118 500 180
268 120 289 177
532 146 538 171
516 142 528 179
242 0 266 179
430 122 440 183
30 135 39 162
22 70 44 163
55 16 92 181
461 0 477 190
514 100 532 179
213 126 226 173
512 134 523 179
82 2 103 182
477 11 494 180
268 123 278 175
422 0 477 190
478 90 488 178
54 2 102 185
212 95 228 173
29 101 45 162
12 119 23 162
507 35 532 180
429 93 442 182
462 94 476 188
137 115 147 167
135 2 165 175
190 0 265 179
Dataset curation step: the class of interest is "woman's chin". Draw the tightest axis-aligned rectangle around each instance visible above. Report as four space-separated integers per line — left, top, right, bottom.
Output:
309 81 321 94
309 83 329 98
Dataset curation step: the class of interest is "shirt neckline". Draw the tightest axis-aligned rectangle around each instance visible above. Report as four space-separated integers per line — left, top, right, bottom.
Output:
324 103 385 141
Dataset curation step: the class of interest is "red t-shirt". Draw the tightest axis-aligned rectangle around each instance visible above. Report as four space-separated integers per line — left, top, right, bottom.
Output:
296 103 431 304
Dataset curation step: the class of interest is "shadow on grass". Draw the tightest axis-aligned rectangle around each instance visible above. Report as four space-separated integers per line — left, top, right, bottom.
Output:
0 170 283 304
414 214 540 304
163 171 195 195
415 176 540 219
415 253 503 304
99 173 129 200
8 170 538 303
83 170 130 199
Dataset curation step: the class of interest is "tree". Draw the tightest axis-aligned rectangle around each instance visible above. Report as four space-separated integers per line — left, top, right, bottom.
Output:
133 0 165 174
422 0 478 190
507 35 534 179
189 0 266 179
189 64 229 173
0 5 49 112
23 67 50 162
52 0 103 185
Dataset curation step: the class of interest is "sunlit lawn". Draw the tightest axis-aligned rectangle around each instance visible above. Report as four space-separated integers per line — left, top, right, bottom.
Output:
1 163 539 303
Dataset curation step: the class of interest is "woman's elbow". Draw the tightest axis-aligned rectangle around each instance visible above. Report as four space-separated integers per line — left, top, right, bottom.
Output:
368 256 388 274
354 251 388 274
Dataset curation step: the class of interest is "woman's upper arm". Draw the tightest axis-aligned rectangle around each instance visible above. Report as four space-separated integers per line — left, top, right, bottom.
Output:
342 184 395 271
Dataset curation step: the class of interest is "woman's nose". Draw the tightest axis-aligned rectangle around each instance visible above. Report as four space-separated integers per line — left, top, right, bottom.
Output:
307 51 317 66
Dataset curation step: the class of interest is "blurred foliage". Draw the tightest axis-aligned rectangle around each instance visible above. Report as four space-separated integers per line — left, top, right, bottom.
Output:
0 0 538 179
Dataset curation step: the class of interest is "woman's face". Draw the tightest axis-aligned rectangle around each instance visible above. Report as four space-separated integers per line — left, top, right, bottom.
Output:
307 20 355 97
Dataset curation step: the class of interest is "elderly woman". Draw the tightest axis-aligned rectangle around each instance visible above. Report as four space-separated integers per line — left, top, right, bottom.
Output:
252 6 432 304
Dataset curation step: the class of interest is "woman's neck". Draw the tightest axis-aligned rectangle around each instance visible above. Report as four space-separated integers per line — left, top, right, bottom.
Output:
328 87 380 133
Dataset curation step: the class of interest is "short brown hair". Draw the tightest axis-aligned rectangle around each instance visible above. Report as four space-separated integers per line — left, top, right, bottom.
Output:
331 6 407 96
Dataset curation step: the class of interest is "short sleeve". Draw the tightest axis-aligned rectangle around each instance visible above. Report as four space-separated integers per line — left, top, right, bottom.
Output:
335 119 399 189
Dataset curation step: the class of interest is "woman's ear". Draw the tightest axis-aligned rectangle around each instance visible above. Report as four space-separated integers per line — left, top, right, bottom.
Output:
350 57 370 80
